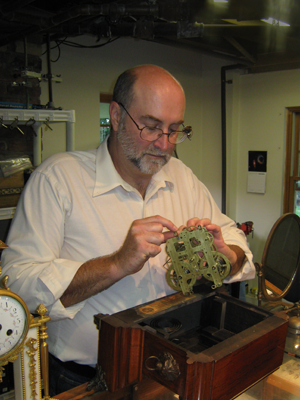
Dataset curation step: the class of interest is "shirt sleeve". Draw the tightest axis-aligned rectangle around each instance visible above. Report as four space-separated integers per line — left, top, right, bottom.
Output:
1 169 86 321
221 221 255 283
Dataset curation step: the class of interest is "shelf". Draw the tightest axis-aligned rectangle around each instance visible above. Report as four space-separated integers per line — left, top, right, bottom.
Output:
0 109 75 123
0 109 76 166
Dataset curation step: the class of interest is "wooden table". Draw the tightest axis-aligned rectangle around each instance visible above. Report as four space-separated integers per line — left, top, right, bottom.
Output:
55 354 300 400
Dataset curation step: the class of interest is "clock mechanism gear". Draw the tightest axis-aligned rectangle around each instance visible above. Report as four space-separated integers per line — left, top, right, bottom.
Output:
165 225 231 295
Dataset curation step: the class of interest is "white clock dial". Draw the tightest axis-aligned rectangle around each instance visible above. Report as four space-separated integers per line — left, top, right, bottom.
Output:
0 295 28 357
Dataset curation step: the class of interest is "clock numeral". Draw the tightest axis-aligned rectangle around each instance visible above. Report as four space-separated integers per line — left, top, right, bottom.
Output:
0 293 29 358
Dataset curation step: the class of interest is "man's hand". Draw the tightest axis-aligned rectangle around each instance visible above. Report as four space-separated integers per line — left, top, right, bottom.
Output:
113 215 178 277
185 217 245 275
61 215 177 307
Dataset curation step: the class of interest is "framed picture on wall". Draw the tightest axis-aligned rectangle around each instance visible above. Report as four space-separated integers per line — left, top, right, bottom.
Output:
248 151 267 172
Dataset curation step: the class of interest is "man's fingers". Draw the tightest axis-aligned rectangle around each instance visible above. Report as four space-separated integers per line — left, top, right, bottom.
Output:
138 215 177 233
187 218 211 228
163 230 176 242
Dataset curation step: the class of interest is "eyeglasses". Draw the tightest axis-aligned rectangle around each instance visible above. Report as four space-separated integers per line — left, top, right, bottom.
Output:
118 103 193 145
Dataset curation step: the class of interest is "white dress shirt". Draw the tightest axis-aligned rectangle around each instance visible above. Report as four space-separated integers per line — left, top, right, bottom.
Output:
1 137 255 366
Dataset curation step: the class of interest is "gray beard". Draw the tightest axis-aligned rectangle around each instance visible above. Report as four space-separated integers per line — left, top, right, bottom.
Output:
117 123 171 175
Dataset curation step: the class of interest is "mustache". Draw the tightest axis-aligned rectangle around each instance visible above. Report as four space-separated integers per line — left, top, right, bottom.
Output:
144 148 169 157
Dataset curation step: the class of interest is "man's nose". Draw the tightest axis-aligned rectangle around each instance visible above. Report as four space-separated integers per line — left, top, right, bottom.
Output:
153 132 170 150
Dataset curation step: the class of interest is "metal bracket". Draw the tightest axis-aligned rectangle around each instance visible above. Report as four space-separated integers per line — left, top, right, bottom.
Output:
21 70 62 83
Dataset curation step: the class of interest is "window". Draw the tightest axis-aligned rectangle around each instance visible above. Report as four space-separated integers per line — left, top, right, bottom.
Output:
283 107 300 216
100 93 112 143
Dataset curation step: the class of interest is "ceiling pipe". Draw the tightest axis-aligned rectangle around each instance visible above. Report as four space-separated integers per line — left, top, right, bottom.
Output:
88 20 204 39
0 3 159 46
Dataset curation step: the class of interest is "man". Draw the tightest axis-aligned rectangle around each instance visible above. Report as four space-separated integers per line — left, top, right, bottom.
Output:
1 65 255 395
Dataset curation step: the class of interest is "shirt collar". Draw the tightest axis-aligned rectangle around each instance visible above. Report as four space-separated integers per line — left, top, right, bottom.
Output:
93 136 174 198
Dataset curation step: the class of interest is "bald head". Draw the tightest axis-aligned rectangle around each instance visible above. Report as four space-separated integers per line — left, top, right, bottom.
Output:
132 64 184 92
112 65 185 111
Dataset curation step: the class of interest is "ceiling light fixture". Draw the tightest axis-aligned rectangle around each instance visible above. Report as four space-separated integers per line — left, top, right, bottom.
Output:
261 17 290 26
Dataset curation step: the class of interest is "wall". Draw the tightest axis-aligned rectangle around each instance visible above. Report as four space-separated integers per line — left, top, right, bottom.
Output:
227 68 300 262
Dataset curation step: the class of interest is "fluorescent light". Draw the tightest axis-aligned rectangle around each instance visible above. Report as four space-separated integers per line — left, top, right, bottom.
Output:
261 17 290 26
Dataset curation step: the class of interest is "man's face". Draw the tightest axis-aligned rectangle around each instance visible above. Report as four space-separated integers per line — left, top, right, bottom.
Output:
112 69 186 177
116 116 173 175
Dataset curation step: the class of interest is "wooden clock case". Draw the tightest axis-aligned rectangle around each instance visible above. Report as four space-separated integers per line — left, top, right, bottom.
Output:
94 284 288 400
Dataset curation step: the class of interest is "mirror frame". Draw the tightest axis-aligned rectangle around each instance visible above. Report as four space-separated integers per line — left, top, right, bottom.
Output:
255 213 300 306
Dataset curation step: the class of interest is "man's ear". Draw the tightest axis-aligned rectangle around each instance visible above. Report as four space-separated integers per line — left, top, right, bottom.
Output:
110 101 121 132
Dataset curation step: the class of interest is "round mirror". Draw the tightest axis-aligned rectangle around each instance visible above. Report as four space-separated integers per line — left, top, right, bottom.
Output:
256 213 300 306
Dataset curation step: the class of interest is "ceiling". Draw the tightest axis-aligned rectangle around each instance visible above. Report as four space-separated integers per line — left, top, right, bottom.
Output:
1 0 300 73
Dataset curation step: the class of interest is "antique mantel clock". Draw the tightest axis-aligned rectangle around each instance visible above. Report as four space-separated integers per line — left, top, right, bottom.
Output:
0 272 31 374
0 240 51 400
